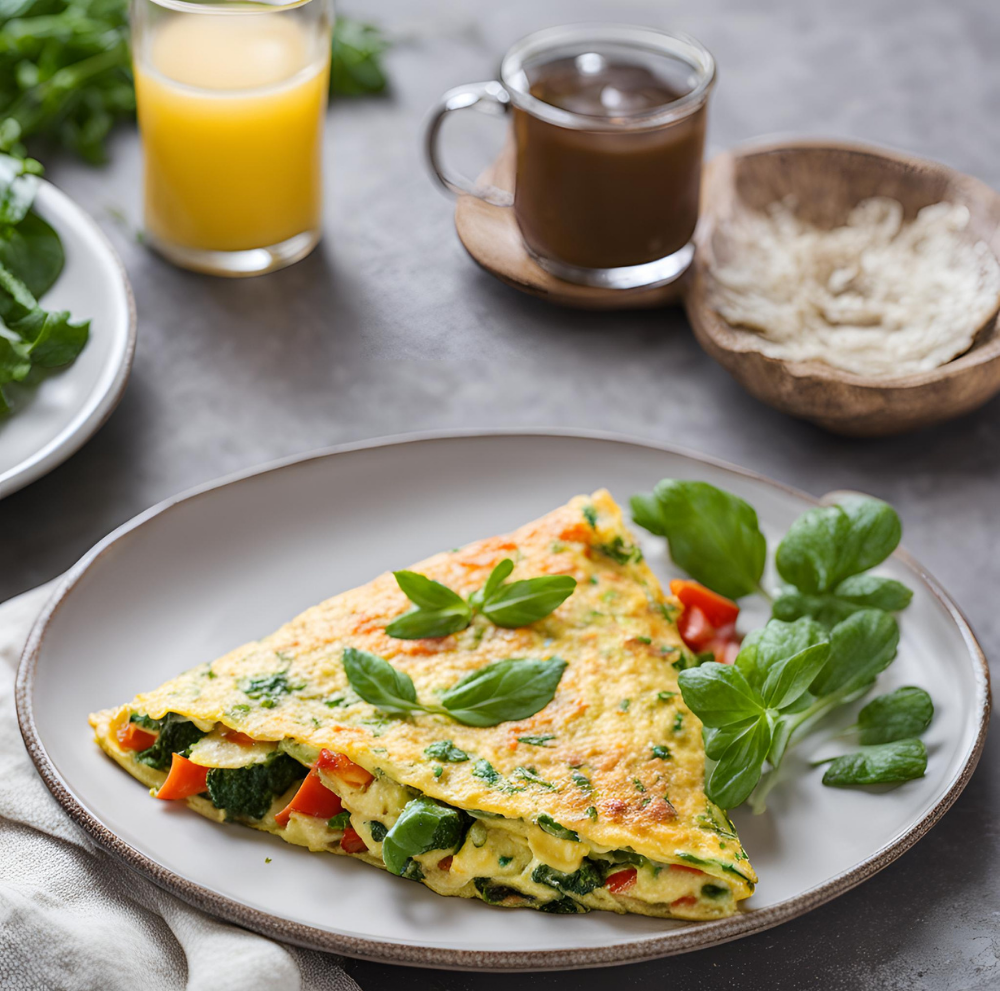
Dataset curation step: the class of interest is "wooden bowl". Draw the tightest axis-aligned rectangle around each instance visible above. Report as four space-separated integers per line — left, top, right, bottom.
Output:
685 140 1000 436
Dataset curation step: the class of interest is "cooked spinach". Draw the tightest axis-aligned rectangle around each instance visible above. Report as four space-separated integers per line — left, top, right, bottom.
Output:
473 878 532 905
531 860 602 897
368 821 388 843
134 713 205 771
205 753 305 821
327 811 351 830
471 759 501 785
240 672 302 708
538 897 587 914
701 883 729 899
536 814 579 842
598 536 643 565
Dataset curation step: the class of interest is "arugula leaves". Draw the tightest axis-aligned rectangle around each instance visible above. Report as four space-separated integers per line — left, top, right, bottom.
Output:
342 647 566 728
631 480 766 599
634 478 925 811
386 558 576 639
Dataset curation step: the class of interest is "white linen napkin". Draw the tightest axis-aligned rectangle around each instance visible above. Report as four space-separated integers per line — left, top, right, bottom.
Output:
0 583 362 991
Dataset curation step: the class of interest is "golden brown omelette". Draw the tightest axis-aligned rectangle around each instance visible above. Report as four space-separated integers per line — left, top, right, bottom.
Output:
90 490 756 919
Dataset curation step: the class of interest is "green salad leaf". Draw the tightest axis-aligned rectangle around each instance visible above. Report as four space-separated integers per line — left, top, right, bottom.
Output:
631 480 766 600
821 739 927 787
857 686 934 745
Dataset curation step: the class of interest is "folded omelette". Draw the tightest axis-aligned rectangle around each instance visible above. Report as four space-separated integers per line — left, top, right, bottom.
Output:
90 490 756 920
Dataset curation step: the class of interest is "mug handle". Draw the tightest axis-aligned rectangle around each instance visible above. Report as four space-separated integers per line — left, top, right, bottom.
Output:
425 81 514 207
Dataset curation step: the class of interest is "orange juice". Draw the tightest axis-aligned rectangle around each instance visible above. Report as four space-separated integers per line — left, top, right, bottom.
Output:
135 12 330 255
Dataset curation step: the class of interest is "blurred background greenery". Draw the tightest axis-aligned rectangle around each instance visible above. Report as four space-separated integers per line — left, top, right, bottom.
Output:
0 0 388 162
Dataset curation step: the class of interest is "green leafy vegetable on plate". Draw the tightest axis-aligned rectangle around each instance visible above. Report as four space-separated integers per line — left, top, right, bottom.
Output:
632 477 927 812
342 646 567 728
386 558 576 639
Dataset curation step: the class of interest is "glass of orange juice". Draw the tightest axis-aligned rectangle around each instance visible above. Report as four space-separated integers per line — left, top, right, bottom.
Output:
132 0 333 276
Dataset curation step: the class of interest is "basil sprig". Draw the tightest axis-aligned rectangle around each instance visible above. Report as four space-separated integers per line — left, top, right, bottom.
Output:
342 647 566 727
633 478 925 812
385 559 576 640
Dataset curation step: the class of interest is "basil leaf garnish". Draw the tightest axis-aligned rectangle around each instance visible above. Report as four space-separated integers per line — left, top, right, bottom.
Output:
385 559 576 639
821 739 927 787
342 646 422 716
480 575 577 628
385 608 471 640
438 657 568 727
341 650 567 728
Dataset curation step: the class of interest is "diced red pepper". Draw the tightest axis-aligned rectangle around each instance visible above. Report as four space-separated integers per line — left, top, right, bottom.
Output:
671 895 698 908
117 722 157 751
670 864 705 875
340 826 368 854
605 867 637 894
437 856 453 872
670 580 740 628
316 749 374 789
677 604 715 651
274 770 343 828
155 753 209 801
221 729 257 747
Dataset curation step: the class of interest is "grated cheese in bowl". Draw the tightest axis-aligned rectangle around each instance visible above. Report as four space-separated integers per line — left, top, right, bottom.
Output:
706 197 1000 378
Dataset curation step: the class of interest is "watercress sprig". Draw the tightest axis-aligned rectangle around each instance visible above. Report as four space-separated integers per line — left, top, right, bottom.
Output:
342 647 567 728
632 478 924 812
386 559 576 640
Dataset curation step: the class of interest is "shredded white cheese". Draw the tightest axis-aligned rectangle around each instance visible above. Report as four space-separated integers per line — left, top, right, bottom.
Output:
706 197 1000 377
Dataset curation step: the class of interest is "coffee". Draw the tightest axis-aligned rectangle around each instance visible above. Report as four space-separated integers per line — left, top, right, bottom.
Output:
513 55 707 271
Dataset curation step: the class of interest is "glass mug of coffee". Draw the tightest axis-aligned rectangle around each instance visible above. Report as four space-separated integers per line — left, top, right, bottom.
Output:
426 24 716 290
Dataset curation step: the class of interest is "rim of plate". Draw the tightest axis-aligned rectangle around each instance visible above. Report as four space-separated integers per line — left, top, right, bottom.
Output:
14 429 992 971
0 180 137 499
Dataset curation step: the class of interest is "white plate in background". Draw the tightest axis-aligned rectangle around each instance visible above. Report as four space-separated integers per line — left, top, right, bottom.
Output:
0 181 136 499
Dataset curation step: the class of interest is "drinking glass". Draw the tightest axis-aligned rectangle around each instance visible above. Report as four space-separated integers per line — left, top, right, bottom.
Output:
132 0 334 277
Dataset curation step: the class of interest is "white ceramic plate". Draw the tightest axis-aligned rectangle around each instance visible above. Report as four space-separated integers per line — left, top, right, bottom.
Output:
16 432 989 970
0 180 136 499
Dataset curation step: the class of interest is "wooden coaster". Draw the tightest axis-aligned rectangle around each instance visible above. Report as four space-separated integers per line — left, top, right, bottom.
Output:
454 141 684 310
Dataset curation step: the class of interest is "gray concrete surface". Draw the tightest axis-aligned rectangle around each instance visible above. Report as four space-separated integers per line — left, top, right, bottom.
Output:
3 0 998 987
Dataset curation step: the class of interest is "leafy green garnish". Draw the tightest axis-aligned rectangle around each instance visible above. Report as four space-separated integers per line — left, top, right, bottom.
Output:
651 745 672 760
206 753 305 822
381 796 468 876
134 713 205 771
856 686 934 745
342 647 566 728
582 505 598 528
598 536 643 565
571 770 592 791
821 739 927 787
368 821 388 843
518 733 556 747
424 740 470 763
471 759 501 785
129 712 159 731
634 478 922 812
776 496 901 595
386 559 576 639
631 480 767 600
241 672 302 709
513 766 555 790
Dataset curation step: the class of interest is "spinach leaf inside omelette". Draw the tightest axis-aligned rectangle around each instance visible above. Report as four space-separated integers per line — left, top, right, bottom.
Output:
90 490 756 920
